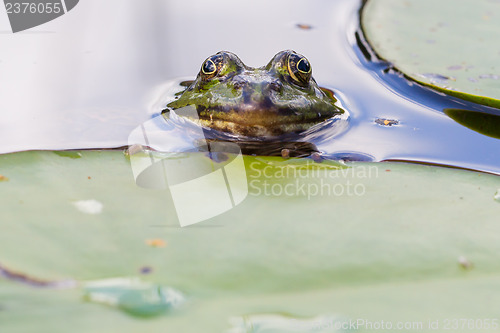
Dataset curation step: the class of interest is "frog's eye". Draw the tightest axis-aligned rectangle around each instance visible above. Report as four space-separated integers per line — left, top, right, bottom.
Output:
202 59 216 75
200 54 224 80
287 53 312 85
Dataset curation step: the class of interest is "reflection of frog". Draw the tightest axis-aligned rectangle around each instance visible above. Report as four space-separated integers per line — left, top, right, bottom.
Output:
167 50 343 137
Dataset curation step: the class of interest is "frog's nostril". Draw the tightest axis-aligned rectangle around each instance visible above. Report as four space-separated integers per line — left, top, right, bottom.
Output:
233 82 245 90
269 81 283 92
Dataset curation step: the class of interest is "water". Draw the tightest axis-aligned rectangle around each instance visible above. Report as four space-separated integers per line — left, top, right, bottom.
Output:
0 0 499 175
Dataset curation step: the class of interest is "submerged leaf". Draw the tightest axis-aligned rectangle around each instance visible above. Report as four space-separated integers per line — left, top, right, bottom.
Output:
84 278 184 317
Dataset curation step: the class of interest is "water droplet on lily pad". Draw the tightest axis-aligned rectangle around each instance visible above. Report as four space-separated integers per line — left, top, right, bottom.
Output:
494 190 500 203
84 278 184 317
227 313 355 332
72 199 103 214
458 255 473 270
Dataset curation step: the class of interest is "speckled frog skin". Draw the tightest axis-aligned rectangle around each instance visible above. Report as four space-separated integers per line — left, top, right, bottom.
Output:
167 50 343 137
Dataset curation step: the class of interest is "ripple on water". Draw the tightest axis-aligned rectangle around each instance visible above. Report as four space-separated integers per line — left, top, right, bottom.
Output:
136 78 351 159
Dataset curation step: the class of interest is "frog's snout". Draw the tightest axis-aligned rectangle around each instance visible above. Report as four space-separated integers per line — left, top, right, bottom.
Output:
239 84 282 107
232 76 283 94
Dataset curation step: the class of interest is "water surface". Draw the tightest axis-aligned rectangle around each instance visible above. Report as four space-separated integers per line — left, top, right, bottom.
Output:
0 0 499 174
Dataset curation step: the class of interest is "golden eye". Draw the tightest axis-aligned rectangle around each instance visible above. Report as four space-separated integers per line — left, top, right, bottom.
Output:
202 59 216 75
287 53 312 85
200 54 225 80
296 57 311 74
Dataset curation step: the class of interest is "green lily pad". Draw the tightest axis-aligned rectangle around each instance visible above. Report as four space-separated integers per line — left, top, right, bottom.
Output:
444 108 500 139
0 150 500 332
362 0 500 108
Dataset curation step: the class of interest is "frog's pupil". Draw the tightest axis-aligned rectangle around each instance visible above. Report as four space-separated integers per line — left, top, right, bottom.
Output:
297 58 310 73
203 59 216 74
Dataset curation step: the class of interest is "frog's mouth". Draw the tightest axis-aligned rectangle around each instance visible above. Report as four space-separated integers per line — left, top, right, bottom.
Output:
195 118 323 137
185 106 340 137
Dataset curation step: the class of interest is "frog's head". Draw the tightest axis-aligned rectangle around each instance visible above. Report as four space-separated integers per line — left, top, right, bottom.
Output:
167 50 342 137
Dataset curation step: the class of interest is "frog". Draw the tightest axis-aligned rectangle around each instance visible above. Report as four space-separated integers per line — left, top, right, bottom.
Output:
166 50 343 138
